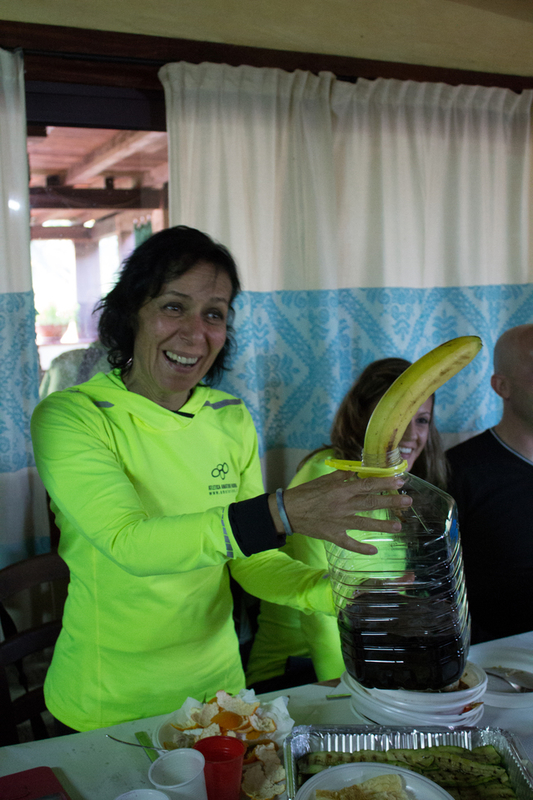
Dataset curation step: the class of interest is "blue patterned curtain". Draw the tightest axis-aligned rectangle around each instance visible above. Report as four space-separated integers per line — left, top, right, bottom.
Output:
220 285 533 456
0 48 47 567
160 64 532 488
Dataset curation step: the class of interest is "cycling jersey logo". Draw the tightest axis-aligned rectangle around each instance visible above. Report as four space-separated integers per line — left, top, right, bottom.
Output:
211 462 229 478
208 462 236 496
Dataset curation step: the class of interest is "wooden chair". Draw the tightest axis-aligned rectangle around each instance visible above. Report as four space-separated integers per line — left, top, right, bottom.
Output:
0 551 69 746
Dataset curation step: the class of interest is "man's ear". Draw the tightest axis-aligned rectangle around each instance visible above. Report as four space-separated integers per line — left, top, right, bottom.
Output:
491 373 510 400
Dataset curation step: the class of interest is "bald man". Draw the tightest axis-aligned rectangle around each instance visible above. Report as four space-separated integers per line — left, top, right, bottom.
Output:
446 324 533 643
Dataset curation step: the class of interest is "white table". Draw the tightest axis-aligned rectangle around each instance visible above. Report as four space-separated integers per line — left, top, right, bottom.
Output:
1 632 532 800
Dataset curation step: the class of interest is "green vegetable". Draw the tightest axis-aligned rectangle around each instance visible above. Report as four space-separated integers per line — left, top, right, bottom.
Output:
296 744 518 799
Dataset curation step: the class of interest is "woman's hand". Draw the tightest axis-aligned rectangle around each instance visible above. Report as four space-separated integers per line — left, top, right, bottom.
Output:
268 470 412 555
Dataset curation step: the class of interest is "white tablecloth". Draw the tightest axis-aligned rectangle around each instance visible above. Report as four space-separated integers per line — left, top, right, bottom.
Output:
1 632 532 800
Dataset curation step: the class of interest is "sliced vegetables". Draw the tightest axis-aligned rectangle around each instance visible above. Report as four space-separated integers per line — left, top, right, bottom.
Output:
297 745 517 799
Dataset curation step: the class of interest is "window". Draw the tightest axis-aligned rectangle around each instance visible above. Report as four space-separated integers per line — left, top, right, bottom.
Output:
27 122 168 374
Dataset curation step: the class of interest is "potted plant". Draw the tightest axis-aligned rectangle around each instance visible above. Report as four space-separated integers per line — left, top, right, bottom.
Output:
35 305 71 343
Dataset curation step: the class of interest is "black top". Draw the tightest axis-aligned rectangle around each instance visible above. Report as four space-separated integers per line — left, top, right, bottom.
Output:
446 429 533 643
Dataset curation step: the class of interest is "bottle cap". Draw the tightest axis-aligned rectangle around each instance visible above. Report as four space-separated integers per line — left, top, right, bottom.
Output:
325 457 408 478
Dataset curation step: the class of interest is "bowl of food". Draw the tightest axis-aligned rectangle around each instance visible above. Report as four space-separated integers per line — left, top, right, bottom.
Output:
154 689 293 752
152 689 294 800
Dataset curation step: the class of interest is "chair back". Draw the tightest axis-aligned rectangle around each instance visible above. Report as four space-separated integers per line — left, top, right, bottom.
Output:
0 551 70 745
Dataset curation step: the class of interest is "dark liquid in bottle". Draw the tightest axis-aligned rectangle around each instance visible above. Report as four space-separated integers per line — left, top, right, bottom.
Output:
338 593 467 690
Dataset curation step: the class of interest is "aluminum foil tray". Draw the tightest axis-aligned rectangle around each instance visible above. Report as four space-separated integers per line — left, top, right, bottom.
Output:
283 725 533 800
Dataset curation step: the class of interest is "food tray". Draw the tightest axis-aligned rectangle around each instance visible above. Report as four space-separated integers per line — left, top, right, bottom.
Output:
283 725 533 800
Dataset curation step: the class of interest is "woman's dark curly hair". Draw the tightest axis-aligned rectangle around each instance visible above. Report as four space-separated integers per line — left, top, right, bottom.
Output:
301 357 449 488
97 226 241 386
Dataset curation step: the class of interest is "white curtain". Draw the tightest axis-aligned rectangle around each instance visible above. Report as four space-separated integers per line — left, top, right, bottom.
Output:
159 62 533 488
0 48 48 568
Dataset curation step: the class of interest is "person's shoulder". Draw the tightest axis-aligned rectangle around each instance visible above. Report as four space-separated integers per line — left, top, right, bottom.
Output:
36 371 120 413
289 448 335 488
39 343 110 396
39 349 87 398
32 378 101 437
48 348 86 369
195 385 255 426
68 369 119 395
306 447 335 464
199 385 244 407
446 430 492 461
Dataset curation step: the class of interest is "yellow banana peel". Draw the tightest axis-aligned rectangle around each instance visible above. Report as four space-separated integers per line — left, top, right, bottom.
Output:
363 335 482 461
326 336 482 477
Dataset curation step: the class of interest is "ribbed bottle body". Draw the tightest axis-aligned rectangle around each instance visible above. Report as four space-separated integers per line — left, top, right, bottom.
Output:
325 464 470 690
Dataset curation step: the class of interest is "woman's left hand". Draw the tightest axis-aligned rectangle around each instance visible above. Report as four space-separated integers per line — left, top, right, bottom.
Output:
268 469 413 554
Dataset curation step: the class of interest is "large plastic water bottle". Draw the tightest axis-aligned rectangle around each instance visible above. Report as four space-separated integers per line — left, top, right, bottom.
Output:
325 451 470 691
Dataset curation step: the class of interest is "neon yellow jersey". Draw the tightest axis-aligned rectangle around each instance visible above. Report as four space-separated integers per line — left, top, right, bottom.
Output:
246 449 344 684
31 371 333 730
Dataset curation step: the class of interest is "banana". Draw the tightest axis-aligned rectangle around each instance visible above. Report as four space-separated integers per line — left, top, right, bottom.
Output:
362 336 482 461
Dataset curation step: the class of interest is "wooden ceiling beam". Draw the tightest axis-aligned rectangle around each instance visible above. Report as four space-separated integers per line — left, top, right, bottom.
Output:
65 130 167 185
30 186 164 209
30 225 93 240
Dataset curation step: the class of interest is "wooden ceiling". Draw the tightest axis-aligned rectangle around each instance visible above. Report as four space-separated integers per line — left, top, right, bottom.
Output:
28 125 168 231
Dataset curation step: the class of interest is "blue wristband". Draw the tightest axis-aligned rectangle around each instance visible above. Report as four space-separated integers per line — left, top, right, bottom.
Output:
275 488 294 536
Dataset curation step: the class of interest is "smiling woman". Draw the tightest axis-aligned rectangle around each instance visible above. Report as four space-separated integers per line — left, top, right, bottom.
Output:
97 226 241 387
123 264 233 410
30 225 413 733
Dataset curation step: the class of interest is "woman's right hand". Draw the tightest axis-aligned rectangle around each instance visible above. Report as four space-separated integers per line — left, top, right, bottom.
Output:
268 470 413 555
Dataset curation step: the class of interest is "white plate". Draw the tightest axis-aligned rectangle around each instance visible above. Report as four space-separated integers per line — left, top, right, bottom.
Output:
374 663 487 707
349 692 485 728
347 681 483 719
294 761 454 800
341 663 487 712
341 664 486 716
468 646 533 708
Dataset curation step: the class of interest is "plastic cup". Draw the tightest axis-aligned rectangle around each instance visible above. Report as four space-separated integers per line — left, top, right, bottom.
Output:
148 749 208 800
193 736 247 800
114 792 170 800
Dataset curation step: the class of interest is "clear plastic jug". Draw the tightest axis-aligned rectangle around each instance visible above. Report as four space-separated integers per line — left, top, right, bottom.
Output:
325 451 470 691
